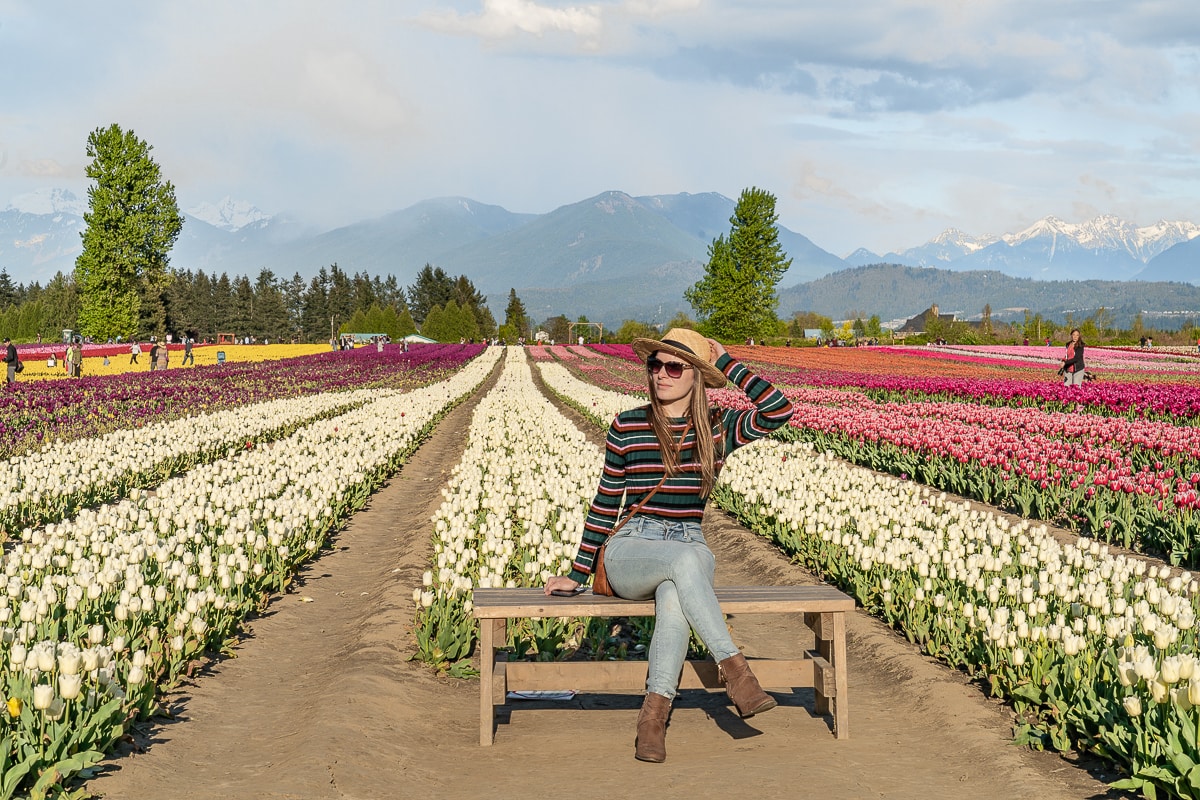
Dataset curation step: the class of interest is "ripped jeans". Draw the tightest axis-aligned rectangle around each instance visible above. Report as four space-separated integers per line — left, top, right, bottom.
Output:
603 515 739 699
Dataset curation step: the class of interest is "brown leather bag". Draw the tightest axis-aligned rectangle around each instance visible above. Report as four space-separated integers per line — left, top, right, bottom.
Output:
591 422 692 597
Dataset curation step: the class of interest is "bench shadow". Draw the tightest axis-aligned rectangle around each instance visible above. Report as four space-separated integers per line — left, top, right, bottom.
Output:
495 687 821 741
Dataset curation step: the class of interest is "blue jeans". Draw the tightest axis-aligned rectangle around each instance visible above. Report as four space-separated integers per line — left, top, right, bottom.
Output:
604 516 740 699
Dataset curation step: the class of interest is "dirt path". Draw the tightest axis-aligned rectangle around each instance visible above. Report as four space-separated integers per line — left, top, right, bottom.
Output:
87 365 1123 800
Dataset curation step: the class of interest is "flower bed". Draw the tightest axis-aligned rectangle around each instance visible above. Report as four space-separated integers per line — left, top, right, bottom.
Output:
0 347 501 797
538 356 1200 797
716 441 1200 800
414 349 613 675
0 344 483 460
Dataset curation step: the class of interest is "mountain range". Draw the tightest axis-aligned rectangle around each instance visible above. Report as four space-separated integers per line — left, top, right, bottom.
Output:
2 187 1198 324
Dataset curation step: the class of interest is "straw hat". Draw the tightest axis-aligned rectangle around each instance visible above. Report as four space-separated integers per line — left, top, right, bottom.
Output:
631 328 727 388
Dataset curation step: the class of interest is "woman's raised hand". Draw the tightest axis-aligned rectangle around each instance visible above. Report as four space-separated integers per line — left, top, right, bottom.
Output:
544 576 581 596
707 338 727 361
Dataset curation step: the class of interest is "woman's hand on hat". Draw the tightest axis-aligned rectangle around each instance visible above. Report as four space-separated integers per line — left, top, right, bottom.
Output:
707 338 727 361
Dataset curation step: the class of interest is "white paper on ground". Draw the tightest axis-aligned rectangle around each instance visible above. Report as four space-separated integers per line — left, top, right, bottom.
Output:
506 690 578 701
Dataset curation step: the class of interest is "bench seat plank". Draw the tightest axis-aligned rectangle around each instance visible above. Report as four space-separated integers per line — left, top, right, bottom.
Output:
472 585 854 619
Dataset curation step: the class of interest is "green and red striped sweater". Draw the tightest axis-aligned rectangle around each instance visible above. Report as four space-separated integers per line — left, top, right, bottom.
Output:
568 354 794 583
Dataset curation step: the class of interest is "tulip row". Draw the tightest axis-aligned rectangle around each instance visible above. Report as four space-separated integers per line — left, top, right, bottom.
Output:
537 363 639 428
415 350 657 675
0 389 385 540
738 357 1200 420
764 398 1200 566
0 347 502 797
0 343 483 460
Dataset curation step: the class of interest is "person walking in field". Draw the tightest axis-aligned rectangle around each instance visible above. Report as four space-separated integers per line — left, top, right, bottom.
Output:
156 340 169 371
66 342 82 377
2 338 18 384
544 328 794 763
130 341 141 364
1062 328 1085 387
181 336 194 366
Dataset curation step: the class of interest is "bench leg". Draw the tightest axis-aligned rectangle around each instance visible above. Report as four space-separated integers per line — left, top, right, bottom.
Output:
479 618 504 745
831 612 849 740
806 612 831 717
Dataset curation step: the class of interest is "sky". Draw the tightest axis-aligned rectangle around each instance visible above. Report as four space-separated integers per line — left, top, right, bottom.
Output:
1 0 1198 257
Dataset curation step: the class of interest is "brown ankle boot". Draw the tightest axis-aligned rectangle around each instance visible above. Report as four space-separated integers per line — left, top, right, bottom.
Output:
719 653 777 718
635 692 671 762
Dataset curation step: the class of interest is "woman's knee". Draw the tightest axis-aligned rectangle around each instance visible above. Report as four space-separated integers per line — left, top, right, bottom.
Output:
671 546 715 581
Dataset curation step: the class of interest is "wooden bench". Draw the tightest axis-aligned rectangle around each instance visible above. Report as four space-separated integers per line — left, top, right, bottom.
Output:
471 585 854 745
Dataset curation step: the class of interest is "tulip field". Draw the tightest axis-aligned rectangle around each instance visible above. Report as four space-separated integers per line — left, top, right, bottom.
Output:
0 342 497 798
5 339 1200 798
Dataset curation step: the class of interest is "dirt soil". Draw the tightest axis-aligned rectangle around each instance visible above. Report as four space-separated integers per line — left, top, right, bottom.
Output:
86 368 1129 800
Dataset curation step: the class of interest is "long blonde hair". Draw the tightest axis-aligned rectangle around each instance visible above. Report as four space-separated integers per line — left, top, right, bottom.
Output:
647 367 722 497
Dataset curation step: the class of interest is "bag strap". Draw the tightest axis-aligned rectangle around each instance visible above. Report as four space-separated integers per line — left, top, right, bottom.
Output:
609 420 693 536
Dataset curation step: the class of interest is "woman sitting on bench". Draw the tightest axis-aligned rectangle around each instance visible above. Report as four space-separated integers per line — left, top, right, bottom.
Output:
544 328 794 762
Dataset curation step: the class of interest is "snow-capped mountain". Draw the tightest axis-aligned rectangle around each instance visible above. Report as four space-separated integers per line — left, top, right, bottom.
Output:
5 188 88 217
1002 215 1200 262
185 197 270 231
873 215 1200 282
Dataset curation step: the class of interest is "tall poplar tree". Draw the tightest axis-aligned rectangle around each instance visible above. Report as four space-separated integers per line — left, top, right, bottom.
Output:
74 124 183 340
684 186 791 341
504 288 528 338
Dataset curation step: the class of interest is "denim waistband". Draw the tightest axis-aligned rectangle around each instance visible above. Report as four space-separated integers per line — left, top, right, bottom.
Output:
614 515 705 543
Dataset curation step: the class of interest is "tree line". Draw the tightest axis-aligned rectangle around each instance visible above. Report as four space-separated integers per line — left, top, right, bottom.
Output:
0 262 541 345
0 123 799 346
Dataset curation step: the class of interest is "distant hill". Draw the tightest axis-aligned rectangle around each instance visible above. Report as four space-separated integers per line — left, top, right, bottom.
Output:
5 188 1197 326
779 263 1200 328
1 190 842 322
1136 237 1199 283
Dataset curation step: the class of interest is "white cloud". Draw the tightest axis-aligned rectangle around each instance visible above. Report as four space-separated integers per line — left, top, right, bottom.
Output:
419 0 604 41
1 0 1198 261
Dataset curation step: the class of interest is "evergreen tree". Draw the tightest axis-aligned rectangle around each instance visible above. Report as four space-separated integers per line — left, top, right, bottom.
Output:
254 269 290 341
75 124 183 340
476 305 497 339
16 300 43 340
395 307 417 338
422 304 449 341
301 273 331 342
283 273 307 340
541 314 571 343
865 314 883 338
448 299 479 341
164 270 197 340
504 289 528 338
327 264 354 331
0 269 16 308
684 186 791 341
377 275 404 309
352 271 377 312
41 272 81 339
189 270 216 339
211 273 235 335
228 275 253 336
407 264 454 324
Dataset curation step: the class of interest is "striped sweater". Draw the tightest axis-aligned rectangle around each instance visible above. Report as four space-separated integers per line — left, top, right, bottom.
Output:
568 353 793 583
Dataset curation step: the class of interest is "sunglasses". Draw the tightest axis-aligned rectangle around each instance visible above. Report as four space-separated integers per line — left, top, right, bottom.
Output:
646 358 693 379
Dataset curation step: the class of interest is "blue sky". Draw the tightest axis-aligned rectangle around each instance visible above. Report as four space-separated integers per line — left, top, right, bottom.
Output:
1 0 1197 256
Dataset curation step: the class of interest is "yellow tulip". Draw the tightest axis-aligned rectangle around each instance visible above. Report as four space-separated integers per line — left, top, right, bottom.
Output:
6 696 21 717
